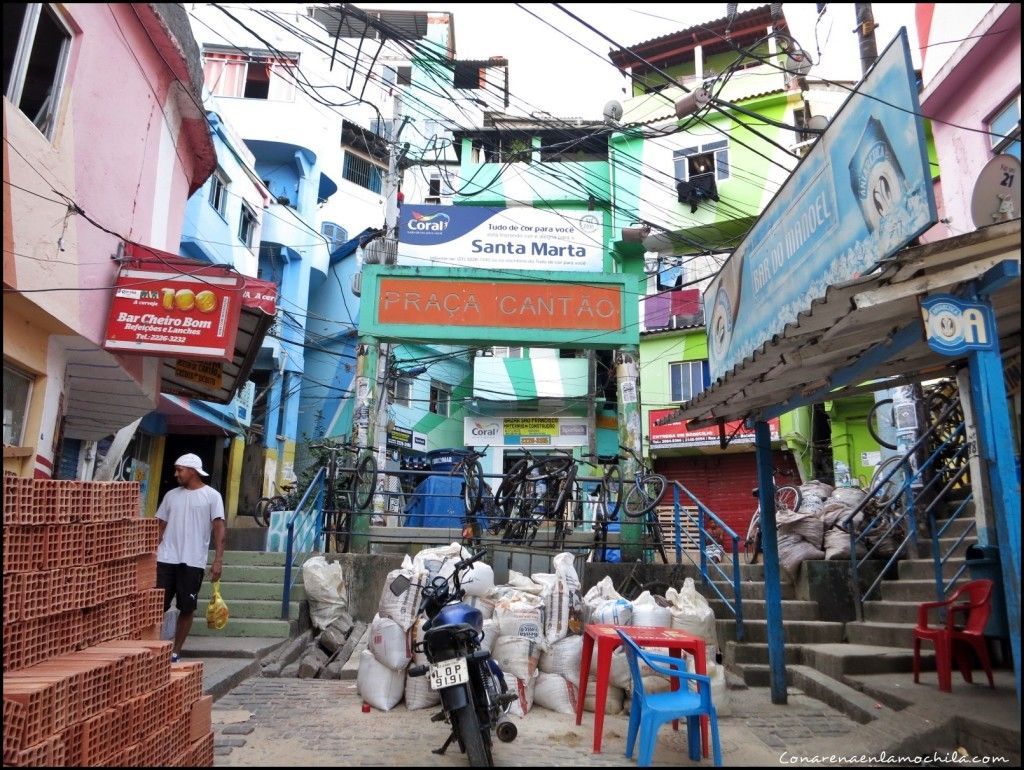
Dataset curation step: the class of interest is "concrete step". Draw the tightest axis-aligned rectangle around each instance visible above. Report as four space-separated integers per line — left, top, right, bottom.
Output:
706 581 796 600
190 617 293 638
697 562 765 581
862 600 926 623
207 550 316 567
736 663 794 688
880 579 944 602
218 564 296 584
916 535 971 559
717 618 844 645
897 557 968 580
199 580 306 601
845 620 916 648
724 641 803 667
788 664 898 724
707 598 821 621
930 515 975 538
800 642 935 678
196 598 300 620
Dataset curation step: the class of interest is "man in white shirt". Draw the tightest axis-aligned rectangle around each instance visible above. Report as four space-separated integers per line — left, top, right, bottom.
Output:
156 453 226 661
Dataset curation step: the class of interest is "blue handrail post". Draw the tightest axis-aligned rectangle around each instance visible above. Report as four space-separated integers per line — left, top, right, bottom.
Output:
754 419 787 705
673 485 682 564
732 533 744 642
698 504 708 585
281 520 295 620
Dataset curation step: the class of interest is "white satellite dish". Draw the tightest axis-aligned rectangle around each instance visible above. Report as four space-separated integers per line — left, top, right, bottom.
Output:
603 100 623 123
971 153 1021 228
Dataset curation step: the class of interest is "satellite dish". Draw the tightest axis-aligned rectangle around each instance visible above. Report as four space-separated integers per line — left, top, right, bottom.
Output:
971 154 1021 228
603 100 623 123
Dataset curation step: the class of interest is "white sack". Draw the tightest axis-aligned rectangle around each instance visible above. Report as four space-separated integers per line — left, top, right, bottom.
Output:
413 542 470 583
540 635 583 685
708 662 731 716
378 555 421 631
631 591 672 628
506 569 545 595
533 672 579 715
590 598 633 626
494 591 545 642
480 619 500 654
369 613 412 671
533 552 583 645
302 556 349 631
590 646 633 690
776 509 825 550
404 671 441 710
666 578 718 661
501 673 536 718
356 650 404 711
492 636 542 681
465 594 495 620
584 685 624 715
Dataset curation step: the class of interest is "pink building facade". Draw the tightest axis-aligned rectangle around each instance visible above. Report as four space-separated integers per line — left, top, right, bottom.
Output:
3 3 215 478
918 3 1021 239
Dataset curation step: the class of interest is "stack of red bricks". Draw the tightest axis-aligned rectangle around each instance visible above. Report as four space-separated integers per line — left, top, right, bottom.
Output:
2 475 215 767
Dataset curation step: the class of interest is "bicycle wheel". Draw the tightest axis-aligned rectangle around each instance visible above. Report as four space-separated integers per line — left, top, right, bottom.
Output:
623 474 667 518
599 465 623 520
867 398 898 450
462 459 484 513
253 497 274 528
552 464 577 521
870 455 905 508
744 510 761 565
353 453 377 510
775 485 801 512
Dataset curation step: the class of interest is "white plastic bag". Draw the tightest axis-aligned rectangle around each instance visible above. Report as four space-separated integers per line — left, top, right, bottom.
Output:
302 556 349 631
463 561 495 598
590 646 633 690
161 607 179 642
356 650 404 711
630 591 672 628
506 570 545 595
413 542 470 583
708 662 731 716
369 613 412 671
533 672 579 715
666 578 718 661
378 555 421 631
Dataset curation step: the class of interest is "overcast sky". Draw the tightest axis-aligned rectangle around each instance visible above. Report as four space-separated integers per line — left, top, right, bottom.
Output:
351 3 922 119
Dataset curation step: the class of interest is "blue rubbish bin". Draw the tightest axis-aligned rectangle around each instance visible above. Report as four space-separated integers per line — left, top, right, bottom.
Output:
964 544 1009 640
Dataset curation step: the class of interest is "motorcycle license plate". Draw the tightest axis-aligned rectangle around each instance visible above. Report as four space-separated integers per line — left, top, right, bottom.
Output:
428 657 469 690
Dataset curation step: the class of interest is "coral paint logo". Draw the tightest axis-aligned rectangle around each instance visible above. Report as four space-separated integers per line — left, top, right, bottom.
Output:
470 421 500 438
407 211 450 234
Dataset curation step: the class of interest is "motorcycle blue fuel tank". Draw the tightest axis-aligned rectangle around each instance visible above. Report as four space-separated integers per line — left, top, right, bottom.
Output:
431 602 484 633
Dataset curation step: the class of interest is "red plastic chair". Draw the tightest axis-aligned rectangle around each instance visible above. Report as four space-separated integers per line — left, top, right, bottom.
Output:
913 579 995 692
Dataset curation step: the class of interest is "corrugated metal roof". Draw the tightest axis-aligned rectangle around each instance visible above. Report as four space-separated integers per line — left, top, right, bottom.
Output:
660 221 1022 428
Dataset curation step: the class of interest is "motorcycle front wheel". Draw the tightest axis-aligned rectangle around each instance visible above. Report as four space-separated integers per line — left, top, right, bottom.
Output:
453 686 492 767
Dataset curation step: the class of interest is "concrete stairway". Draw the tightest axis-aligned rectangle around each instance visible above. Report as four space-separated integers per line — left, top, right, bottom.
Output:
845 515 974 648
191 550 307 638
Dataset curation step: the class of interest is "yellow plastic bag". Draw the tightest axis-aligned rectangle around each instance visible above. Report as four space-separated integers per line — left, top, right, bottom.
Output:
206 580 229 630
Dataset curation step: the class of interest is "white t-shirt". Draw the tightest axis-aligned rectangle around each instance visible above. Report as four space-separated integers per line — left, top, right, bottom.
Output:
156 485 225 569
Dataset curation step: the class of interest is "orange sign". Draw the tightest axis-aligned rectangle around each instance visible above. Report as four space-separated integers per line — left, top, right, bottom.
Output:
378 278 621 331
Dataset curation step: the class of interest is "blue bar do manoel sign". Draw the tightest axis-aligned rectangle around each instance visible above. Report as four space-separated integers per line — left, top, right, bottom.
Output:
704 29 937 382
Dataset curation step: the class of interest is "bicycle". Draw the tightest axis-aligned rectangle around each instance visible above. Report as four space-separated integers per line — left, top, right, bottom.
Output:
494 448 578 549
743 476 802 565
615 558 672 603
577 454 623 563
253 479 298 527
618 445 670 564
314 442 379 553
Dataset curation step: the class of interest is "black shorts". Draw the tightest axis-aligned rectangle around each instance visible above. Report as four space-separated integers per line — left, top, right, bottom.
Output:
157 562 206 614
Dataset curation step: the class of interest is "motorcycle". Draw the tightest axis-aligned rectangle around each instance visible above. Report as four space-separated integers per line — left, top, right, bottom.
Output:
388 549 518 767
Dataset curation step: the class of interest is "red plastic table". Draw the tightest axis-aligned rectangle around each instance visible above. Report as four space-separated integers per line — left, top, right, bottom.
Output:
575 623 709 757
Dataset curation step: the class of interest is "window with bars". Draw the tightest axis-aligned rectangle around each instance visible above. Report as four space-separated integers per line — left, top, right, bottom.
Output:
239 202 258 249
429 380 451 417
394 378 413 408
343 152 384 194
490 346 524 358
202 51 297 101
321 222 348 253
208 169 229 217
669 361 708 403
3 3 73 140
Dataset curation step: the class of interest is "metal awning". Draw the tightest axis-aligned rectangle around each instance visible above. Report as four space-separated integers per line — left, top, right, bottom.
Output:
661 220 1021 429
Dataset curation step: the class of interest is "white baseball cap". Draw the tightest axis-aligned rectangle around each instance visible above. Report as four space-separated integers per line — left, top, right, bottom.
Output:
174 453 209 476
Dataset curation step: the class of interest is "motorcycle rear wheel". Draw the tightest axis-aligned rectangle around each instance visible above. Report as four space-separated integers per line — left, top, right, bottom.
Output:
453 687 492 767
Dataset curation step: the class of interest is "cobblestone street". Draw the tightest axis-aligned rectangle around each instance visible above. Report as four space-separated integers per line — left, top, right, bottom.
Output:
210 678 860 767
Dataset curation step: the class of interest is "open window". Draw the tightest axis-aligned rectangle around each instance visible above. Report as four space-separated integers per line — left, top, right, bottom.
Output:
3 362 34 447
239 202 258 249
429 380 451 417
3 3 73 140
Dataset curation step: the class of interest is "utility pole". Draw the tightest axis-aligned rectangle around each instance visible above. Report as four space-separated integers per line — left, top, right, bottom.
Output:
854 4 879 76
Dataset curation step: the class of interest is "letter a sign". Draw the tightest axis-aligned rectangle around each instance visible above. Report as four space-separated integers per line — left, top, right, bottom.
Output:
919 294 996 356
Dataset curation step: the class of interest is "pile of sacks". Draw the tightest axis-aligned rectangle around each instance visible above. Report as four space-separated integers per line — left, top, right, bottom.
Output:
357 544 728 718
776 480 881 582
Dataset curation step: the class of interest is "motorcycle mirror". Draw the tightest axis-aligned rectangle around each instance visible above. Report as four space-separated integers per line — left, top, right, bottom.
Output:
389 575 412 596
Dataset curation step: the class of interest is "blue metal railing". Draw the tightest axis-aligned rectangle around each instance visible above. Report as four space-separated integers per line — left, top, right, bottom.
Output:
841 395 971 620
281 466 326 620
668 480 745 642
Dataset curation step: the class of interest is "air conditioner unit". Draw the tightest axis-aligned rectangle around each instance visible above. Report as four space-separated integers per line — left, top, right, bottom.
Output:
424 196 441 204
352 271 361 296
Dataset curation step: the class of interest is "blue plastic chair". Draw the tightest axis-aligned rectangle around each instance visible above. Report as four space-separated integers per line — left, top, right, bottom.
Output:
616 629 722 767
